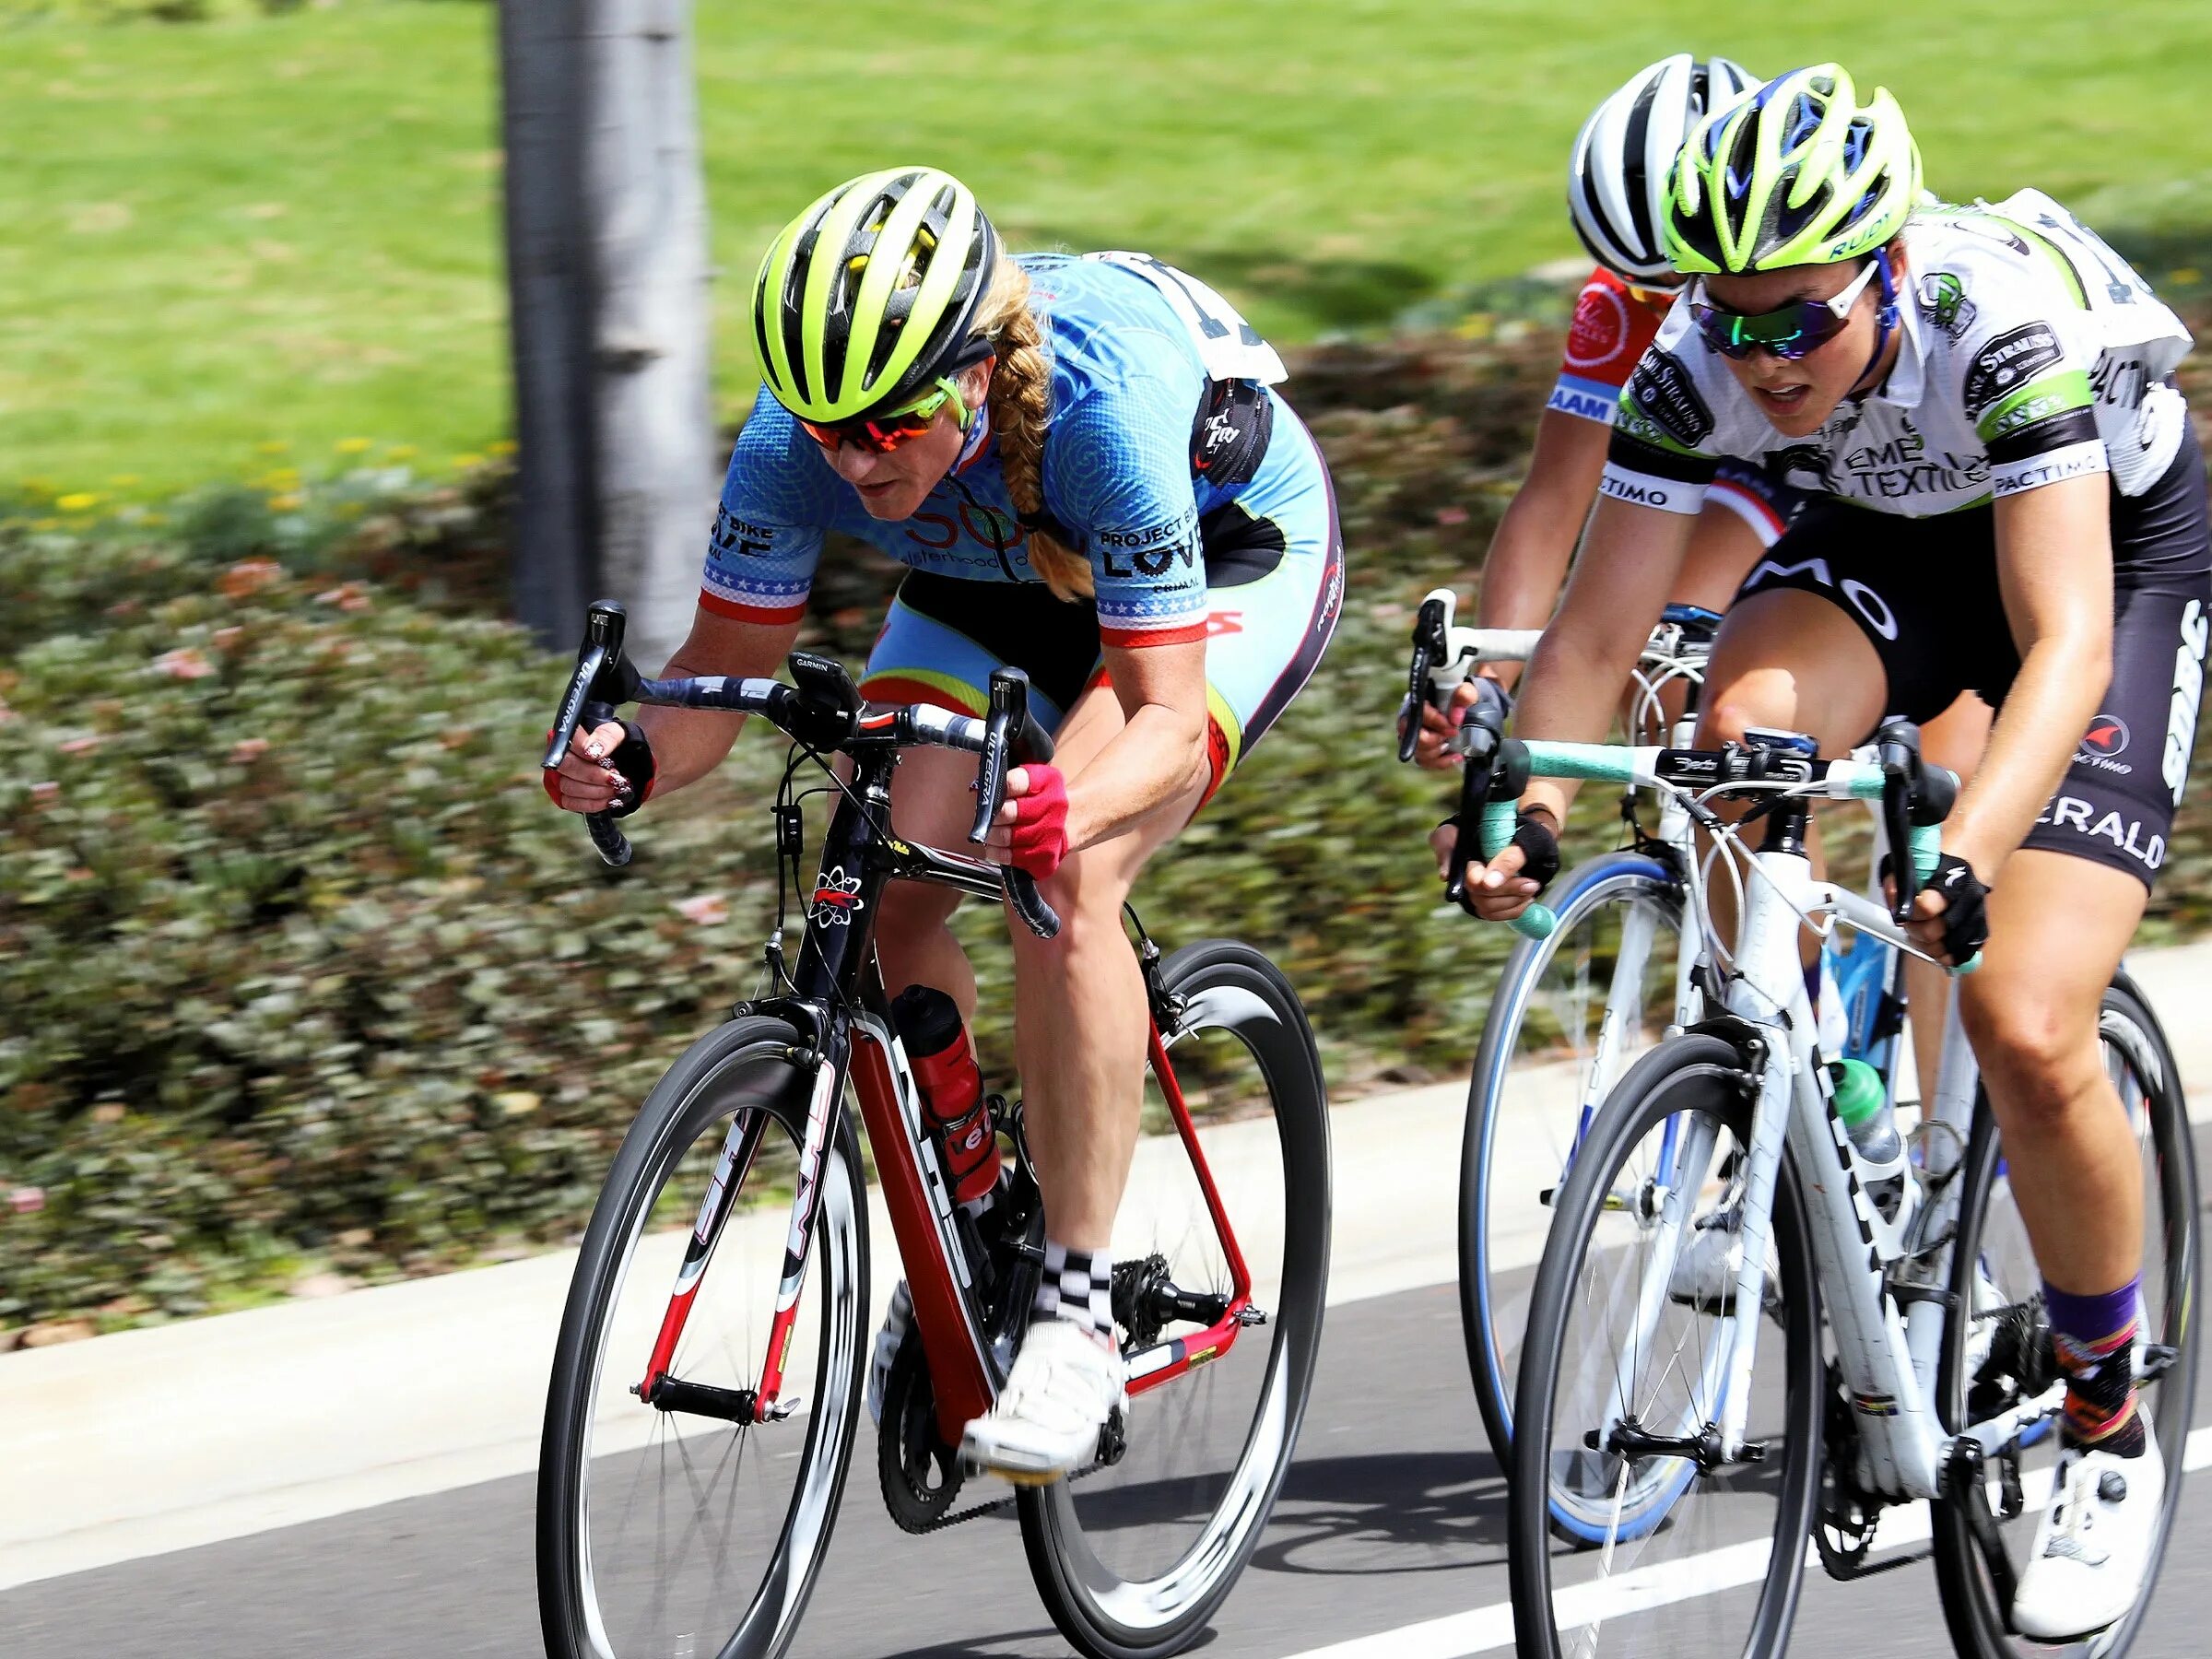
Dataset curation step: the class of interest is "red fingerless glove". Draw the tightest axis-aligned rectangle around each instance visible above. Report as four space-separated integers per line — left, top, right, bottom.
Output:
1007 763 1070 880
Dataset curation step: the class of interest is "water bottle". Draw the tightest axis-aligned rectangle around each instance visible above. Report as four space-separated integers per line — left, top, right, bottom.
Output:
1826 932 1897 1068
1830 1056 1905 1219
891 984 1002 1212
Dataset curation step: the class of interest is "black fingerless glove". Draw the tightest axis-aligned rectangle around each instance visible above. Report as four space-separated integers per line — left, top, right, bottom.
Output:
605 720 656 819
1926 853 1990 961
1881 849 1990 961
1511 807 1561 893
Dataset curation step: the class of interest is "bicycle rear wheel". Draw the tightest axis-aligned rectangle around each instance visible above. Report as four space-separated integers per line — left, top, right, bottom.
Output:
1020 939 1331 1659
1931 971 2200 1658
1508 1034 1819 1659
537 1016 869 1659
1463 852 1684 1465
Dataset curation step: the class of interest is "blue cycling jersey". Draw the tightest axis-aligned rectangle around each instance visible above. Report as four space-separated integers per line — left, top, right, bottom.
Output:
703 252 1300 648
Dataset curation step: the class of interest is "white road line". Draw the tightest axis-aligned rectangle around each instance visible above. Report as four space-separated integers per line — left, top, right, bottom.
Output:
1282 1427 2212 1659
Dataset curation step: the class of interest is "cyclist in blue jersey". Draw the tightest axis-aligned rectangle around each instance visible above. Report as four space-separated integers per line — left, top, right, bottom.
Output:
1458 68 2206 1637
546 167 1344 1480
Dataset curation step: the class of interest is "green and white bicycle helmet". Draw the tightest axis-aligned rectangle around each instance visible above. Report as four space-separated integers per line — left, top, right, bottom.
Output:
751 166 1001 422
1665 64 1921 274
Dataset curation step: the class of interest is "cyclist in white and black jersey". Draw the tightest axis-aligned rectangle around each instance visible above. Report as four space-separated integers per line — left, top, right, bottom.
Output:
1454 65 2208 1639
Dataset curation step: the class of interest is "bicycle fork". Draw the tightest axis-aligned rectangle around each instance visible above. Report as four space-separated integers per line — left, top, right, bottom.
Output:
633 1022 852 1427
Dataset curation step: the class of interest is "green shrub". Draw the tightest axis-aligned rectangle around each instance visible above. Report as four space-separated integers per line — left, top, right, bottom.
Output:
6 313 2212 1333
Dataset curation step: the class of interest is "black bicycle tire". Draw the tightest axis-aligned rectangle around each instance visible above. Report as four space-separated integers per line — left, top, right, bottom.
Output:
1507 1032 1821 1659
1018 938 1332 1659
1929 971 2201 1658
536 1015 871 1659
1460 851 1681 1466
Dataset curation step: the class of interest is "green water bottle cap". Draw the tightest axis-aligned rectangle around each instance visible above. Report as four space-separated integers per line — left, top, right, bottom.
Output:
1829 1057 1887 1129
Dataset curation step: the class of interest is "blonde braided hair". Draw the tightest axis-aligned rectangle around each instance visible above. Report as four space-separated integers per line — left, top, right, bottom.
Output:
971 260 1094 602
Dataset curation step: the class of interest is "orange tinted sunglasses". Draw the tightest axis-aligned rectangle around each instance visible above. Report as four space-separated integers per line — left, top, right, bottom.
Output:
798 377 970 455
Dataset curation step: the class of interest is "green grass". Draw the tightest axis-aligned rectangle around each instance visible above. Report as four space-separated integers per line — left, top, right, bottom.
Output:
7 0 2212 492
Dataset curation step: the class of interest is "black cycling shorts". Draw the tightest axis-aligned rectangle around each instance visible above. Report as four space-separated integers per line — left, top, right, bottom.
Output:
1735 423 2211 888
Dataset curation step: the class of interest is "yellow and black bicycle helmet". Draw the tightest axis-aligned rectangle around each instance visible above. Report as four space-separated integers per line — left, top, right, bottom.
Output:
751 166 1000 423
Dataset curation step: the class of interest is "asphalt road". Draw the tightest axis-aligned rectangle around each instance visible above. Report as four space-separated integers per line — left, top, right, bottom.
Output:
6 1263 2210 1659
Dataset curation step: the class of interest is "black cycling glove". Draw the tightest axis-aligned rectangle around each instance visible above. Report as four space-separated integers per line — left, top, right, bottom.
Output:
1510 807 1562 893
1882 850 1990 962
1925 853 1990 962
604 720 656 819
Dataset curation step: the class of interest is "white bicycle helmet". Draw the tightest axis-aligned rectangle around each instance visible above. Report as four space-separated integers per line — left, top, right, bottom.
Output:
1568 53 1760 283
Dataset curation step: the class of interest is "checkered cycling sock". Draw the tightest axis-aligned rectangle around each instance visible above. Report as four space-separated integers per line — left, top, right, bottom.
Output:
1034 1240 1115 1350
2046 1277 2147 1458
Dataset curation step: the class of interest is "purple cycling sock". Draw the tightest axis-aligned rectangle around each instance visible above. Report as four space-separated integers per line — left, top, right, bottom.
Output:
2044 1277 2147 1457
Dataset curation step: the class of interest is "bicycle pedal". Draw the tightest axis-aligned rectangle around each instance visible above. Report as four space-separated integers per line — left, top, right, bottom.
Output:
763 1394 806 1422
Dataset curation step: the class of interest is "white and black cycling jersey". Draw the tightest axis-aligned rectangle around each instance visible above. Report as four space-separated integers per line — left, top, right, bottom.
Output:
1601 189 2194 520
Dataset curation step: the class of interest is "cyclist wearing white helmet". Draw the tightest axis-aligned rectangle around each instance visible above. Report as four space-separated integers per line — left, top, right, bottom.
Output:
1416 55 1992 1093
1464 65 2207 1638
1411 53 1781 732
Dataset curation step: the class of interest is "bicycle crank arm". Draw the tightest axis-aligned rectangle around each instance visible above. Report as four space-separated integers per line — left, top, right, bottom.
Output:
1945 1438 2022 1630
1589 1418 1768 1473
2139 1342 2179 1385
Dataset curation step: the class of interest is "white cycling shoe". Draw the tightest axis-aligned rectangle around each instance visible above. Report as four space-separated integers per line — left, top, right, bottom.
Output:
959 1316 1126 1485
2013 1421 2166 1642
865 1280 913 1427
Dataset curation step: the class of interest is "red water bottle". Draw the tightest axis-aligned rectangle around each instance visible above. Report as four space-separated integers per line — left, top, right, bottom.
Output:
891 984 1002 1208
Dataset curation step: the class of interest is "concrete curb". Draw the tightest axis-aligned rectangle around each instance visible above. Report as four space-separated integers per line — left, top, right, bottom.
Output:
6 937 2208 1592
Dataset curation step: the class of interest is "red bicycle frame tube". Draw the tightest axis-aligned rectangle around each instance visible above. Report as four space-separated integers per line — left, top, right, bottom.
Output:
1123 1024 1255 1399
849 1021 996 1442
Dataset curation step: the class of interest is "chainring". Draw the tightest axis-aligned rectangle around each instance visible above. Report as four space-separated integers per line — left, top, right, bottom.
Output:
877 1328 966 1534
1815 1362 1884 1578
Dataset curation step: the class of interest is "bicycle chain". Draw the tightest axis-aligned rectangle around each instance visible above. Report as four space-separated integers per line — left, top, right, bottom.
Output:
907 1443 1117 1534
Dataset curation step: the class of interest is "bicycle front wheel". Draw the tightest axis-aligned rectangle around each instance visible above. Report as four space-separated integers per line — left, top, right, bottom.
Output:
537 1016 870 1659
1509 1033 1820 1659
1462 851 1684 1464
1020 939 1331 1659
1931 970 2200 1658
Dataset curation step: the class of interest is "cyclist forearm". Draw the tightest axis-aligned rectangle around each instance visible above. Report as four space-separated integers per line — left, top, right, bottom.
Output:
1065 638 1209 848
635 610 805 795
1065 703 1209 850
1948 631 2108 879
1509 496 1694 824
1948 477 2117 879
1475 412 1609 684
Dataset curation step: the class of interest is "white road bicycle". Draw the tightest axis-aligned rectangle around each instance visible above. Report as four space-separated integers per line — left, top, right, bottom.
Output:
1432 723 2199 1659
1399 592 1912 1467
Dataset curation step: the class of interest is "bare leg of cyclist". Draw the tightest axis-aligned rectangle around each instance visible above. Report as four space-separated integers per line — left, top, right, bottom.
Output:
872 743 984 1020
1900 693 1994 1102
1963 850 2161 1636
1668 516 1851 996
961 679 1209 1479
1693 590 1888 946
1957 852 2146 1296
1006 680 1208 1252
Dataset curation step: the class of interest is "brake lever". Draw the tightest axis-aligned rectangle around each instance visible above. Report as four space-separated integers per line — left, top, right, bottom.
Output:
1443 694 1507 910
1397 590 1455 762
544 600 641 869
971 668 1062 939
1876 718 1924 923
